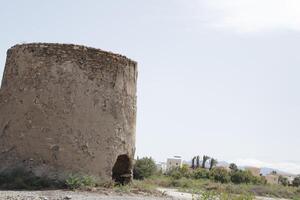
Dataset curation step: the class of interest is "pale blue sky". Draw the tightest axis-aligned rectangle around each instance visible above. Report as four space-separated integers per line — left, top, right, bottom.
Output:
0 0 299 174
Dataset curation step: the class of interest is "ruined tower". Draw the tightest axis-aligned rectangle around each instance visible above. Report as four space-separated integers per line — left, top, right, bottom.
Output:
0 43 137 183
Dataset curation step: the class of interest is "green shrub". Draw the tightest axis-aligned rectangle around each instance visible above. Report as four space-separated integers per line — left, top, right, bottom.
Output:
65 174 96 189
133 157 157 180
170 177 193 188
199 190 218 200
230 170 253 184
229 170 266 185
209 168 230 183
229 163 238 172
0 168 63 189
293 176 300 187
166 166 191 180
165 164 192 180
278 175 289 186
192 168 210 179
166 167 184 179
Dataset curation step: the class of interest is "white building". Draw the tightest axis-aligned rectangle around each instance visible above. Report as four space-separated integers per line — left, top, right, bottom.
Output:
156 162 167 173
166 156 182 171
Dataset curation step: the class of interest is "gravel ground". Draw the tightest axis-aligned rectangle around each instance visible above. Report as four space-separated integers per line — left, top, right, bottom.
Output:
0 190 172 200
0 189 291 200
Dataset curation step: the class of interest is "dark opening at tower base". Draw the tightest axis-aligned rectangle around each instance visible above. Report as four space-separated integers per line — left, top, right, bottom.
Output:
112 154 132 184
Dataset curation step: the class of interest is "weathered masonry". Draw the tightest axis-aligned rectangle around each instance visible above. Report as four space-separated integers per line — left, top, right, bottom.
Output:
0 43 137 183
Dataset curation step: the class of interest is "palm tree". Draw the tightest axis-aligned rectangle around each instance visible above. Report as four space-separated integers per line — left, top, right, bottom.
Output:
202 155 210 168
196 156 200 168
209 158 218 170
271 170 277 175
191 157 196 169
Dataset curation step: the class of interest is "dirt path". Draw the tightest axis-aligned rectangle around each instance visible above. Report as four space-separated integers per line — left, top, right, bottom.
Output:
0 190 171 200
0 189 291 200
158 188 290 200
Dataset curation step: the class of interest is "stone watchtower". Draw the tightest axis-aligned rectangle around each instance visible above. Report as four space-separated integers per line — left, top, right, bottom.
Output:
0 43 137 183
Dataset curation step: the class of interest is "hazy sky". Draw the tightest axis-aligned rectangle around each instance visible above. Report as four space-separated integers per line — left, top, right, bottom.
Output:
0 0 299 174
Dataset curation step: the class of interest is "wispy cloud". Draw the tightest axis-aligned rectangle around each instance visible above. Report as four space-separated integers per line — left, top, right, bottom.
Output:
232 158 300 175
199 0 300 33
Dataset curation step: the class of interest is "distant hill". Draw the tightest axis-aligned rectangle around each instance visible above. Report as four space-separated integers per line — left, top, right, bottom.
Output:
216 161 295 176
182 160 296 176
217 161 229 167
260 167 295 176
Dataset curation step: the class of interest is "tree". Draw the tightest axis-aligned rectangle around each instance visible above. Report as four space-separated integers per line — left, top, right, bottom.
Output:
209 168 230 183
133 157 157 180
196 156 200 168
192 168 210 179
166 164 190 179
278 175 289 186
230 170 253 184
191 157 196 169
202 155 210 169
209 158 218 170
271 170 277 175
229 163 238 172
293 176 300 187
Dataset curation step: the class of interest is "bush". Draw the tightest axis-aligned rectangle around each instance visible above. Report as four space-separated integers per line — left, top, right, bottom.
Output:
0 168 64 189
209 168 230 183
133 157 157 180
165 164 191 180
230 170 266 185
170 177 193 188
192 168 210 179
229 163 238 172
166 167 184 179
278 176 289 186
293 176 300 187
230 170 254 184
65 174 96 190
251 175 267 185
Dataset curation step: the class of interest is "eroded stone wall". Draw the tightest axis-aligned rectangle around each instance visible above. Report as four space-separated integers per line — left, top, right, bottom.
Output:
0 43 137 182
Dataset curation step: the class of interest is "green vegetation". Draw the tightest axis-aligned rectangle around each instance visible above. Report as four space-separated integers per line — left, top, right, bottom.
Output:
0 168 64 189
192 168 210 179
1 157 299 200
65 174 96 189
0 168 97 190
210 168 230 183
191 191 254 200
112 180 160 195
229 163 238 172
133 157 300 199
293 176 300 187
133 157 157 180
230 169 266 185
202 155 210 168
209 158 218 170
138 175 300 199
162 165 265 185
278 175 289 186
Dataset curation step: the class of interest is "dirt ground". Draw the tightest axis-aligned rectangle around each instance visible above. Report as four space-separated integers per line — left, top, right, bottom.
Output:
0 189 291 200
0 190 172 200
158 188 290 200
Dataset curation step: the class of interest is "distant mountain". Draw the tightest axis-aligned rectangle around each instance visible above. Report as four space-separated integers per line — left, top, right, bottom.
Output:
260 167 295 176
217 161 229 167
181 159 296 176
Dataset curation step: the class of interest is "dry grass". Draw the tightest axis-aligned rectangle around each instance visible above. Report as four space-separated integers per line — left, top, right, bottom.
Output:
138 175 300 199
